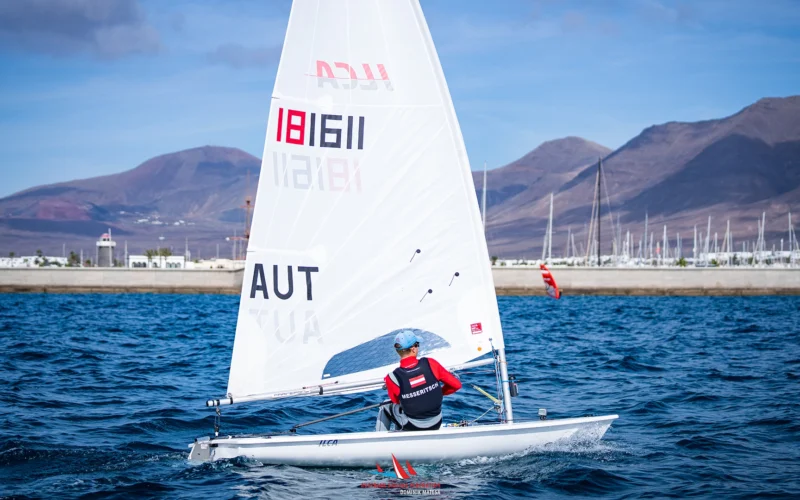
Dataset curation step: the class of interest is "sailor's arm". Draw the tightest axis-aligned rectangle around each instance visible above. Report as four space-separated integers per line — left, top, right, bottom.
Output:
384 374 400 403
428 358 462 395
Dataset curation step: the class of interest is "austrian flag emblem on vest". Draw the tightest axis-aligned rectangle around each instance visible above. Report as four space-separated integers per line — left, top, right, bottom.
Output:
409 374 427 388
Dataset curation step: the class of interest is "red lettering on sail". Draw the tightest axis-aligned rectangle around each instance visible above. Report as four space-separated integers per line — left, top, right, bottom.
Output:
274 108 364 150
286 109 306 145
312 60 393 91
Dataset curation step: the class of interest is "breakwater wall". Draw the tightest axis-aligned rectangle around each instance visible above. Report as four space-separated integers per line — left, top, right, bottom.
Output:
0 268 242 294
0 267 798 296
494 267 800 296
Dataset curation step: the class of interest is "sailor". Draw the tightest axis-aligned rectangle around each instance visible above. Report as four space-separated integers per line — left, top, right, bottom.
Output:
376 330 461 432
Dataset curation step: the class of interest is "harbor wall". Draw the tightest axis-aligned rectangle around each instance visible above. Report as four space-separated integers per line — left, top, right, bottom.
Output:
0 268 242 294
0 267 798 295
493 267 800 296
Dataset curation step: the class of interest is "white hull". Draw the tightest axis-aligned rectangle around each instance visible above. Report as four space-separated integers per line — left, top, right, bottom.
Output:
189 415 618 466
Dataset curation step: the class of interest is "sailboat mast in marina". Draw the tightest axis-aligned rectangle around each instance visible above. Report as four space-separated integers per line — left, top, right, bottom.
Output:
482 161 487 230
189 0 616 466
596 158 602 267
585 158 603 266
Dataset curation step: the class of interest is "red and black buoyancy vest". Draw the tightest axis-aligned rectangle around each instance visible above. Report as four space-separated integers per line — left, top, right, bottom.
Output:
392 357 443 419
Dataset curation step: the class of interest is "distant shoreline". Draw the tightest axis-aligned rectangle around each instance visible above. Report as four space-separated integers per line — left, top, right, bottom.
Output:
1 267 798 296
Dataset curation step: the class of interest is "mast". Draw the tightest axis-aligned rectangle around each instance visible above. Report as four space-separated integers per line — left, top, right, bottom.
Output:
547 192 553 263
596 158 602 267
541 226 547 261
705 216 712 265
644 212 648 265
626 230 630 260
497 348 513 423
698 230 703 264
725 220 730 266
790 212 794 266
565 227 571 258
571 232 577 260
756 218 761 265
728 220 733 266
761 211 766 264
481 161 487 230
616 214 621 265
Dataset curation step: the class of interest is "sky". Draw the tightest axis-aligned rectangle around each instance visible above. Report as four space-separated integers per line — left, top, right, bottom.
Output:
0 0 798 198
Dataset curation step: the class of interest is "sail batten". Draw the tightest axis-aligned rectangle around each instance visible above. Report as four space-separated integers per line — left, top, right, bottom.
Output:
225 0 503 401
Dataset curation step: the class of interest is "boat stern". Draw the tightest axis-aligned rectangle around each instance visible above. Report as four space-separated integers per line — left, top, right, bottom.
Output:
188 436 213 462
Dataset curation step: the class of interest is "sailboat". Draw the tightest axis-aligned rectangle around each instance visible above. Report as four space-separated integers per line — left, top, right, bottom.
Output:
189 0 617 466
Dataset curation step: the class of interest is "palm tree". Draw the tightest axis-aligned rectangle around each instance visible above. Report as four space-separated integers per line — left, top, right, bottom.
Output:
8 252 15 258
144 249 156 268
36 249 43 258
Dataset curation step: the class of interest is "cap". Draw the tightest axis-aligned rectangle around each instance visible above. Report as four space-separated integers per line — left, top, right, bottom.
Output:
393 330 418 349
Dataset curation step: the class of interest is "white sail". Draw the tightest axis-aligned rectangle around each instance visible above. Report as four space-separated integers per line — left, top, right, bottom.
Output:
226 0 502 401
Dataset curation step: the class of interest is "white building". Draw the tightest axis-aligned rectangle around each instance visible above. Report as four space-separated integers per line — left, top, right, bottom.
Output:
193 258 246 270
127 255 187 269
0 256 69 268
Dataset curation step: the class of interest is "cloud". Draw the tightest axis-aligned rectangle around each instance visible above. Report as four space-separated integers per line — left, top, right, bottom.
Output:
206 43 281 69
0 0 160 59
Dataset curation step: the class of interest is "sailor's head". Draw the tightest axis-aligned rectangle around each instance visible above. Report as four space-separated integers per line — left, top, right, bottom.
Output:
394 330 419 358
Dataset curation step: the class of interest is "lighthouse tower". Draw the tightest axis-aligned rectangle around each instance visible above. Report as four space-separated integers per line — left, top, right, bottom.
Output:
96 230 117 267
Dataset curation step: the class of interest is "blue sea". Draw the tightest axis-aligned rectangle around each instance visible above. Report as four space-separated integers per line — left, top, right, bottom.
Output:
2 294 799 499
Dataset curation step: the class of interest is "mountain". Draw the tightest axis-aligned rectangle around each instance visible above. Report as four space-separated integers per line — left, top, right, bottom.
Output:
472 137 611 215
1 96 798 258
480 96 800 257
0 146 260 221
0 146 260 257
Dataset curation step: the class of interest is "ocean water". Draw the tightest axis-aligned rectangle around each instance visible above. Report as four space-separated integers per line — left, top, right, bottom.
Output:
1 294 799 499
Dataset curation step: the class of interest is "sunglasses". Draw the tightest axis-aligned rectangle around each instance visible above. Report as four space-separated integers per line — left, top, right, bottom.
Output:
394 342 420 350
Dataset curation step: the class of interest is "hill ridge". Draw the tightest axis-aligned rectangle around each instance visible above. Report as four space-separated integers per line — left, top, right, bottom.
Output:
1 95 798 257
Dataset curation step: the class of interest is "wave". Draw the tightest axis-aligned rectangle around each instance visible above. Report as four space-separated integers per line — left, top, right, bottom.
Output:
603 355 665 372
3 294 800 498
